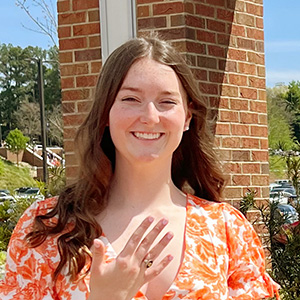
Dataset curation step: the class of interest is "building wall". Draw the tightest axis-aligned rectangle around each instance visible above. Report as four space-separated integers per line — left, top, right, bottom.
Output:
57 0 268 208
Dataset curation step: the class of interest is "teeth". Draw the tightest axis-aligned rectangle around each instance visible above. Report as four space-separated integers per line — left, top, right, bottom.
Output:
134 132 161 140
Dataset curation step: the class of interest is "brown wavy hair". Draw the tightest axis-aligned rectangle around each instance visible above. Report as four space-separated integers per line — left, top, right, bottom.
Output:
26 36 226 281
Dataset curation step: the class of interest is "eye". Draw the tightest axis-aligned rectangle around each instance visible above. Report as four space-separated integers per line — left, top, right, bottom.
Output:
160 100 177 105
122 97 139 102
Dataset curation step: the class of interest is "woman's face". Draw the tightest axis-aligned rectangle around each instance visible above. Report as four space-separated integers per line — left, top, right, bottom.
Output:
109 57 191 166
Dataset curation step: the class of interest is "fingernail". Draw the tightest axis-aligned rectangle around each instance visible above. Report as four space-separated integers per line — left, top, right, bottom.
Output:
148 216 154 223
168 255 174 261
166 232 174 239
162 218 168 226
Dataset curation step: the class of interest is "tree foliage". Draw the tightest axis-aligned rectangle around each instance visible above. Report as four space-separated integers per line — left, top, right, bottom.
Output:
267 86 295 150
5 129 30 164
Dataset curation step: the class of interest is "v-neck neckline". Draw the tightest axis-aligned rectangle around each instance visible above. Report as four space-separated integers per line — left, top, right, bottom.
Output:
98 194 190 298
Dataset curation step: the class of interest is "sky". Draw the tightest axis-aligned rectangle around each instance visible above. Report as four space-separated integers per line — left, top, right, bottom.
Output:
0 0 299 88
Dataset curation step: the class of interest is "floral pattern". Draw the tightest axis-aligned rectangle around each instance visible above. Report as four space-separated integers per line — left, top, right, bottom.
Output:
0 195 280 299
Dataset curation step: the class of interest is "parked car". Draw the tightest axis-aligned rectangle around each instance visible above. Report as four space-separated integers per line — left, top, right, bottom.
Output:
274 204 299 224
0 191 14 203
15 187 44 201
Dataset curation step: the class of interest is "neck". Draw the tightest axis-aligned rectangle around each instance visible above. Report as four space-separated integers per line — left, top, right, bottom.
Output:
108 157 183 210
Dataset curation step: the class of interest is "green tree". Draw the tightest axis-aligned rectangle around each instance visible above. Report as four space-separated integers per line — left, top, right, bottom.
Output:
267 86 295 150
5 129 30 164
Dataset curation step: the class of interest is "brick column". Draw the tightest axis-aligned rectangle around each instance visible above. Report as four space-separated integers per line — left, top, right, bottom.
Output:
57 0 269 207
57 0 102 182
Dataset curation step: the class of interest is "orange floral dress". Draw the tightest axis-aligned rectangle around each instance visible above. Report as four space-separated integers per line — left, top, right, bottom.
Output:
0 195 280 300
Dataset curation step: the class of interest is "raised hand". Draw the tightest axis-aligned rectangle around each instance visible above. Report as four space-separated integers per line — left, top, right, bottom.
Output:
88 217 174 300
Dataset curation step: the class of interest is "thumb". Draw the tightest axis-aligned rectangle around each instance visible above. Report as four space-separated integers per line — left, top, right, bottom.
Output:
91 238 105 272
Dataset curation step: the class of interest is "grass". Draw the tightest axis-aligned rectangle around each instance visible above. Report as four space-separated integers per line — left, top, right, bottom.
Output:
0 157 36 191
269 154 287 182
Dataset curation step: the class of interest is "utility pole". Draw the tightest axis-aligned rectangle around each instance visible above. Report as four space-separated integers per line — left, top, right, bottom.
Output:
37 58 48 184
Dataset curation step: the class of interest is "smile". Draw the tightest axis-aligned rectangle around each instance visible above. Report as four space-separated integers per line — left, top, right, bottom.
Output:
133 132 162 140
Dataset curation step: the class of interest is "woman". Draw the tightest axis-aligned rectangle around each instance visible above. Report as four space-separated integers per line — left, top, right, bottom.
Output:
0 36 279 300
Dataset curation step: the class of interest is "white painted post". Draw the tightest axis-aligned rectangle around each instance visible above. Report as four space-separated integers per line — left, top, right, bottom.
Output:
99 0 137 62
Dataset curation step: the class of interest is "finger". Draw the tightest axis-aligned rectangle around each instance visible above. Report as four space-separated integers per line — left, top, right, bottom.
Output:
144 231 174 262
90 238 105 274
135 218 169 260
119 216 154 257
144 255 174 281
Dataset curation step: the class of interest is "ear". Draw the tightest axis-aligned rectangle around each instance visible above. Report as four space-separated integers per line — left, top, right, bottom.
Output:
184 106 192 131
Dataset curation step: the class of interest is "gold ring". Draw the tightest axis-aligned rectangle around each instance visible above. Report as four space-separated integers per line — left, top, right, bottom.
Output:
144 259 153 268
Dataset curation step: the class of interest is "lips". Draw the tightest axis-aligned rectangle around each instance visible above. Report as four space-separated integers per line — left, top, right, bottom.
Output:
133 132 162 140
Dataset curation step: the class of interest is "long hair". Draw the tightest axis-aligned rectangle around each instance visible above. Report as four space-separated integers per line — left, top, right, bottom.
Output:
26 36 226 281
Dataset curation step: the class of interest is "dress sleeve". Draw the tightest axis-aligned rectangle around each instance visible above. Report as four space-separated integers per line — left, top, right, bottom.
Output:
0 199 57 299
222 204 280 300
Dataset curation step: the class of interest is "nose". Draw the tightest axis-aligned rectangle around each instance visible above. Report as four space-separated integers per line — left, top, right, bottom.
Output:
139 102 160 125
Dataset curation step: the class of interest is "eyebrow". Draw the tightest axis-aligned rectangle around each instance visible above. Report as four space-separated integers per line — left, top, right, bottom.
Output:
119 86 181 97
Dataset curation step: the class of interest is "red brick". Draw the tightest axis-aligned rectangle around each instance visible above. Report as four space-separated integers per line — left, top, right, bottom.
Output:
197 30 216 43
246 3 263 17
208 45 226 58
256 41 264 53
224 61 237 72
222 137 240 148
199 82 219 95
138 5 150 17
233 175 251 186
61 77 75 89
195 4 215 17
242 163 260 174
250 125 268 137
230 99 249 110
57 0 70 12
240 88 258 100
62 89 90 101
59 51 73 63
224 162 242 174
247 52 265 65
227 48 247 61
138 17 167 29
77 100 93 113
60 63 89 76
73 0 99 11
228 74 247 86
63 114 87 126
232 150 250 161
231 124 250 136
241 138 260 149
252 151 268 162
236 13 255 27
257 66 266 77
186 15 205 28
207 19 226 33
88 10 100 22
58 26 71 38
64 127 78 139
75 49 101 61
249 77 265 89
260 139 269 150
217 8 234 21
62 101 76 114
185 1 194 14
252 175 269 186
238 62 256 75
206 0 225 6
237 38 256 51
250 101 267 113
193 69 207 81
231 24 246 37
209 71 226 83
73 23 100 36
153 2 184 15
215 123 230 135
224 187 243 199
91 61 102 73
137 0 164 3
59 37 87 50
89 36 101 48
186 41 206 54
197 56 217 69
64 140 76 152
221 85 238 97
217 33 231 46
76 75 98 87
171 15 185 26
218 149 231 161
247 28 264 41
258 114 268 125
219 110 239 122
65 153 79 166
240 112 259 124
58 12 86 25
66 167 79 181
256 17 264 29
